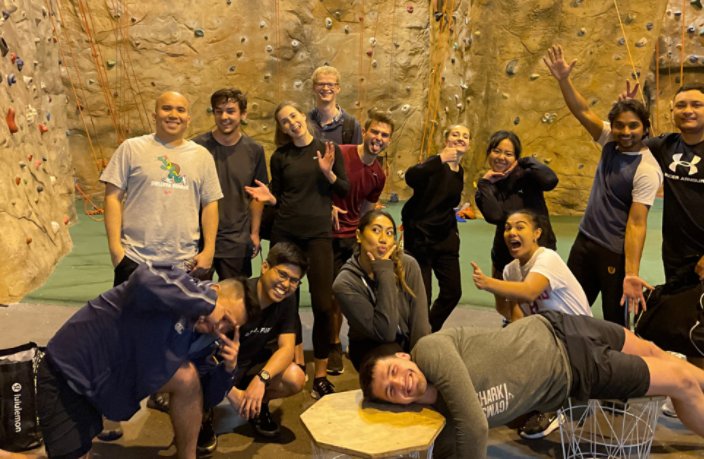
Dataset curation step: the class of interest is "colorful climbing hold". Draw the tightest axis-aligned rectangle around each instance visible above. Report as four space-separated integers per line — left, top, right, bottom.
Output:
7 73 16 86
0 37 8 57
34 160 42 169
366 49 373 57
38 123 48 134
15 176 20 185
16 57 23 71
325 17 333 29
9 52 16 63
106 59 116 68
51 221 60 234
692 0 703 9
194 28 205 37
63 215 70 225
6 107 18 133
406 5 414 13
26 236 32 245
505 59 518 76
37 185 44 193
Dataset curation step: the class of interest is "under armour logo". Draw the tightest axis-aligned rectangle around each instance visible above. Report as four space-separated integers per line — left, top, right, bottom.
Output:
174 321 185 335
669 153 701 176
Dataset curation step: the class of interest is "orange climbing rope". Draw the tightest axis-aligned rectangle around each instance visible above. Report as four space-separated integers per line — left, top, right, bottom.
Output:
680 0 686 85
75 183 104 221
612 0 646 105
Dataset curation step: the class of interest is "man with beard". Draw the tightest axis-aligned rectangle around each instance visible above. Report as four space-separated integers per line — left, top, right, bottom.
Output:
328 110 395 375
193 88 270 279
544 45 663 326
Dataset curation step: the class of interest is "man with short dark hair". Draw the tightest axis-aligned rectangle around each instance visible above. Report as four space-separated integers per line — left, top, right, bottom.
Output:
328 110 395 375
544 45 663 326
308 65 362 145
32 263 251 459
198 243 307 451
193 88 269 279
361 311 704 459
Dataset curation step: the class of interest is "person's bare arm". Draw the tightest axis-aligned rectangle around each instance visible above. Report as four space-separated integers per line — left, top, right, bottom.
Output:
104 183 126 267
193 200 218 272
249 199 264 257
621 203 654 313
471 262 549 303
544 45 603 140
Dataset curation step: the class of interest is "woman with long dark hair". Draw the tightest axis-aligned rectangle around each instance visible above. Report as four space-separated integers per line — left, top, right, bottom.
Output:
333 210 430 370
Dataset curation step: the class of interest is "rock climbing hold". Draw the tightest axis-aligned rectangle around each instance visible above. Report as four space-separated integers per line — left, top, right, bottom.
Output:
541 112 557 124
265 45 273 53
16 57 23 71
369 37 376 47
646 22 654 31
325 17 333 29
617 37 625 45
50 176 57 185
577 163 584 169
513 116 520 125
291 39 300 49
23 75 32 86
27 154 32 161
63 215 70 225
2 10 11 20
206 107 213 114
401 104 410 113
194 28 205 37
9 52 16 63
371 59 378 68
15 177 20 185
690 54 699 63
37 185 45 193
6 107 18 133
51 221 60 234
674 10 682 17
635 38 647 48
577 27 587 37
106 59 116 68
688 25 696 34
19 161 26 168
692 0 703 9
406 4 414 13
389 193 399 203
543 158 552 164
293 80 303 89
0 37 8 57
240 36 247 43
366 49 373 57
226 0 231 4
236 50 243 58
505 59 518 76
26 236 32 245
344 25 350 34
700 27 704 36
228 65 236 73
624 13 635 25
34 160 42 169
259 20 266 28
529 73 540 80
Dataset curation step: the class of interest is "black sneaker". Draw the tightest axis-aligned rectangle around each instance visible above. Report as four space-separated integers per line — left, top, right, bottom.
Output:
518 411 561 440
311 377 335 399
249 402 280 437
97 419 123 441
327 343 344 375
147 392 170 413
197 411 217 456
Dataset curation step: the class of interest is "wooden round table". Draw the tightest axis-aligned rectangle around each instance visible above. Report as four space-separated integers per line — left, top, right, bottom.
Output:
300 389 445 458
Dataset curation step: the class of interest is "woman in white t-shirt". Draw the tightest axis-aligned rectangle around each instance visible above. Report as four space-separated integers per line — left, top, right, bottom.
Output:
472 209 592 322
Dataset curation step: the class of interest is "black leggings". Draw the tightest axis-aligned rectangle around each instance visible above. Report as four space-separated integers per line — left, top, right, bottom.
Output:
271 232 334 360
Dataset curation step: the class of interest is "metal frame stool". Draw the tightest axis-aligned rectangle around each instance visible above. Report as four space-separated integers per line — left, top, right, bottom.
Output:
558 397 664 458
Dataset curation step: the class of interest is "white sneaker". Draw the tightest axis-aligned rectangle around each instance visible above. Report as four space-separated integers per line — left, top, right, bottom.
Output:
661 397 677 418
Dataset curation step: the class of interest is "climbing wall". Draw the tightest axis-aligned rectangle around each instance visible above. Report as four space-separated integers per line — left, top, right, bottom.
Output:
0 1 73 304
648 0 704 136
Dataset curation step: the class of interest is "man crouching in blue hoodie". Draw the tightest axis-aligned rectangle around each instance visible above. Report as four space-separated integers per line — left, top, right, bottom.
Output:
31 263 254 459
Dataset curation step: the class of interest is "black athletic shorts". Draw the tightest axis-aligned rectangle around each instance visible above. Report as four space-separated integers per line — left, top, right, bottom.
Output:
540 311 650 402
37 356 103 459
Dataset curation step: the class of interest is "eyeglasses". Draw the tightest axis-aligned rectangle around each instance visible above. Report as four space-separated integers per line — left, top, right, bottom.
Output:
491 148 515 157
273 267 302 286
314 82 339 88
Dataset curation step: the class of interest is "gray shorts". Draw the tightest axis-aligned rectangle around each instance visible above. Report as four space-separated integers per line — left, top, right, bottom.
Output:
540 311 650 402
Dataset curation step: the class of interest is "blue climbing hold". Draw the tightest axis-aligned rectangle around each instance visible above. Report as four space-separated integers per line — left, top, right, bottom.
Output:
16 57 23 71
7 73 16 86
194 28 204 37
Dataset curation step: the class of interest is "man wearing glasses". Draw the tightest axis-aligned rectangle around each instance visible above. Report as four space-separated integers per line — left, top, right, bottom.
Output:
308 65 362 145
197 242 308 453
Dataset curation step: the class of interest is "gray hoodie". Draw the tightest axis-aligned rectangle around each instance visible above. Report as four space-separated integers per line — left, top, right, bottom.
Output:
333 253 430 364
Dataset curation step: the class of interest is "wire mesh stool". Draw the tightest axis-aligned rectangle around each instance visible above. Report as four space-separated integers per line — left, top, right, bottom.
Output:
558 397 664 458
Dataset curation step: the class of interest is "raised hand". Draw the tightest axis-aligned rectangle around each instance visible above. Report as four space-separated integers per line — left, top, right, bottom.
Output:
439 146 461 164
366 243 397 262
470 261 490 290
217 324 240 373
317 141 336 176
543 44 577 81
332 204 348 231
618 80 640 101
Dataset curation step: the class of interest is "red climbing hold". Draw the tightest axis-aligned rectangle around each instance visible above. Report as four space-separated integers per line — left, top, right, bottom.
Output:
26 236 32 245
9 51 16 63
366 49 373 57
6 107 18 134
15 176 20 185
38 123 48 134
63 215 70 225
406 4 414 13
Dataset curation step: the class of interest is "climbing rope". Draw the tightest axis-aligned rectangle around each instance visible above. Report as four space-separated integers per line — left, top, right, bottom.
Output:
612 0 646 105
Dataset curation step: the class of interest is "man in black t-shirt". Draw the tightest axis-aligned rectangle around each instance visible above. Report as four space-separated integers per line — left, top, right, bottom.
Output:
642 83 704 288
193 88 270 279
198 243 307 451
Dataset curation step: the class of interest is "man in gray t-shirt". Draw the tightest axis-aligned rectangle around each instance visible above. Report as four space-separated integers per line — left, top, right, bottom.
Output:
361 312 704 458
101 91 223 286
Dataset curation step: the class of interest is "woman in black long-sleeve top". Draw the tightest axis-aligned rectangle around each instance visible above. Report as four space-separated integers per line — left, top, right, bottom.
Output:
475 130 558 319
270 101 349 398
401 124 468 332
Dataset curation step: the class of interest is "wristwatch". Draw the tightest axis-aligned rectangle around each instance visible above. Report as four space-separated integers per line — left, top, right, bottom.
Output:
257 369 271 386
